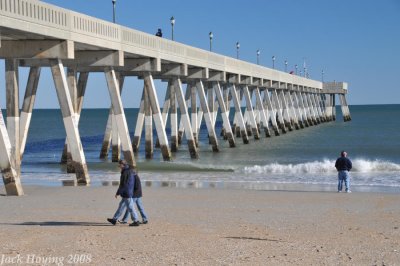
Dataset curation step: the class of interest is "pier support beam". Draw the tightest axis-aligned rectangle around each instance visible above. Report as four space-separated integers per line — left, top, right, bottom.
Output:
132 89 145 153
20 67 41 158
254 87 271 137
104 67 135 166
143 73 172 161
213 82 236 147
263 89 280 136
339 94 352 121
229 84 249 143
50 59 90 184
243 86 260 139
1 59 23 195
174 78 199 158
195 80 219 151
169 82 179 152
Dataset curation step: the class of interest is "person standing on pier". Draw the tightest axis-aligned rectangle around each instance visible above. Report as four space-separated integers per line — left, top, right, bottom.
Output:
155 28 162 37
107 160 141 226
335 151 353 193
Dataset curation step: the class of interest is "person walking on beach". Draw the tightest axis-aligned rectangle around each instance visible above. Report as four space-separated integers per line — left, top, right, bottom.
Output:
107 160 141 226
335 151 353 193
120 172 148 225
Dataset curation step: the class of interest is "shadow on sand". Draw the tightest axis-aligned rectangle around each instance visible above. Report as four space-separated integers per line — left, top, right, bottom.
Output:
224 236 282 242
2 221 112 227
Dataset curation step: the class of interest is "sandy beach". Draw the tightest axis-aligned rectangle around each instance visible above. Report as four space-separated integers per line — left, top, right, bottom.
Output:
0 184 399 265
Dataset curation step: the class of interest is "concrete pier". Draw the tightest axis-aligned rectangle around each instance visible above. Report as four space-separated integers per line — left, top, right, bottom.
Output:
0 0 351 195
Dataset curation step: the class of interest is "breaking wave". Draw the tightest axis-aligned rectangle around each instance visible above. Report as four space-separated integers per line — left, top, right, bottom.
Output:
243 159 400 175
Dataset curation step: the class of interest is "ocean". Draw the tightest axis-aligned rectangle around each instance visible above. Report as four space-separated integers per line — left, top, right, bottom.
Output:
11 104 400 192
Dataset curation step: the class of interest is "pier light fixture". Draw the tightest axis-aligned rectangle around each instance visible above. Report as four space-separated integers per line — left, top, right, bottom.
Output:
112 0 116 23
322 69 325 82
236 42 240 59
209 32 213 51
257 49 260 65
284 60 288 72
272 55 276 69
295 64 298 75
170 16 175 40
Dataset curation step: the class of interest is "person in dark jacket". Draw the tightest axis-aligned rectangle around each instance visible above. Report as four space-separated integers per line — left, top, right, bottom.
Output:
107 160 140 226
155 28 162 37
335 151 353 193
120 171 148 224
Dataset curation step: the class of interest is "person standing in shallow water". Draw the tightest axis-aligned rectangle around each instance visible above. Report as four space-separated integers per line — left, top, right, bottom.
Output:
335 151 353 193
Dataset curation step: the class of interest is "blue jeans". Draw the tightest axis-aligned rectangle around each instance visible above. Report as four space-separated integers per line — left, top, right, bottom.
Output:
338 170 350 192
113 197 139 222
122 197 148 223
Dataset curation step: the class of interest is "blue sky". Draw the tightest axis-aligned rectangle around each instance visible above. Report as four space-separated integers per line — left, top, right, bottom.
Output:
1 0 399 108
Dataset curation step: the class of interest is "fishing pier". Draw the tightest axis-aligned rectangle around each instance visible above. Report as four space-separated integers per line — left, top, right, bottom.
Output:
0 0 351 195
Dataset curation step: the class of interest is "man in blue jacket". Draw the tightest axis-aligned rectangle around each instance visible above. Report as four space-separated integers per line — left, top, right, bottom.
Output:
335 151 353 193
107 160 140 226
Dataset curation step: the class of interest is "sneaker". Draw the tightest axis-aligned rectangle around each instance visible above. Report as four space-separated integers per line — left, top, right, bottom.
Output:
118 220 127 224
129 221 140 227
107 218 117 225
337 191 342 193
142 220 148 224
346 190 352 193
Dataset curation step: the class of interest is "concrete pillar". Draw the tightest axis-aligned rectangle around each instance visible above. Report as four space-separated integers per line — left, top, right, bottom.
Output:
271 89 287 133
104 67 135 167
0 107 23 196
111 74 125 162
170 81 178 152
6 59 21 175
195 80 219 151
174 78 198 158
61 68 79 171
131 88 145 153
1 59 23 195
285 90 300 130
277 89 293 131
190 83 198 146
213 82 236 147
155 83 171 148
20 67 41 159
99 74 123 159
229 84 248 144
304 92 317 125
312 93 324 123
299 92 312 126
291 91 304 128
332 94 337 121
295 91 308 127
263 89 280 136
143 73 171 161
178 86 190 145
143 82 153 159
243 86 260 139
339 94 352 122
254 87 271 137
50 59 90 184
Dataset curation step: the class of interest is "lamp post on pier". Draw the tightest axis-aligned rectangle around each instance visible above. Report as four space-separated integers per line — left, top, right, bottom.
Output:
170 16 175 40
322 69 325 82
295 64 298 75
256 49 260 65
236 42 240 59
112 0 116 23
284 60 288 72
209 32 213 51
272 56 275 69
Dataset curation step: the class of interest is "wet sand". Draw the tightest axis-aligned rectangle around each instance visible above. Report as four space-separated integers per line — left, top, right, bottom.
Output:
0 185 399 265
